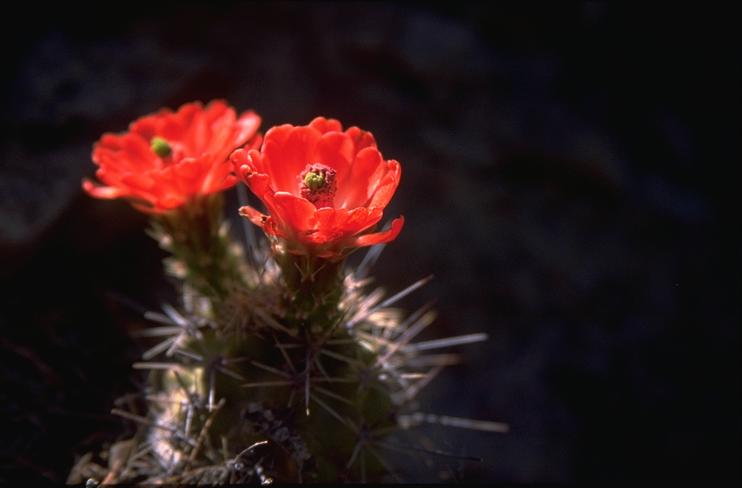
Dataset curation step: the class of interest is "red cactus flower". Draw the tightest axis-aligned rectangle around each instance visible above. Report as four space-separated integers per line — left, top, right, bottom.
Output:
232 117 404 259
83 100 261 213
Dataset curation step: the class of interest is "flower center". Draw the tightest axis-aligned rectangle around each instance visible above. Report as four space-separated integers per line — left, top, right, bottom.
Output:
299 163 336 208
151 136 172 158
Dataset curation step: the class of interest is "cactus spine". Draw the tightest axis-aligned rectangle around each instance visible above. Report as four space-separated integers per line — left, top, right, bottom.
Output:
70 193 504 486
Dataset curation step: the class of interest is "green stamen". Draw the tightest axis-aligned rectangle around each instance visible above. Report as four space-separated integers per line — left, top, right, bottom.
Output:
151 137 172 158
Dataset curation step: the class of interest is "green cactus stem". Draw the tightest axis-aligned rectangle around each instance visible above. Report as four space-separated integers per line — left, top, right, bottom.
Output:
149 193 248 304
70 197 503 485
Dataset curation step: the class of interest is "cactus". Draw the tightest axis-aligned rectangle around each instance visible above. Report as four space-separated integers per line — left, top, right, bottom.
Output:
70 102 507 484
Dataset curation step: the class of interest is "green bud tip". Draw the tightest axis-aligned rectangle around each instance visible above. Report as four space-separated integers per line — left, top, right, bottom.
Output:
151 137 172 158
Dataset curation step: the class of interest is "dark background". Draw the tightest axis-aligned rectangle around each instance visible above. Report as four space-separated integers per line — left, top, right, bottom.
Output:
1 1 739 484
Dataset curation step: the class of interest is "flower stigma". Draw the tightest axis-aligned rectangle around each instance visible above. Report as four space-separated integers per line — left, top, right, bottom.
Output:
151 136 172 158
299 163 336 208
303 172 325 191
